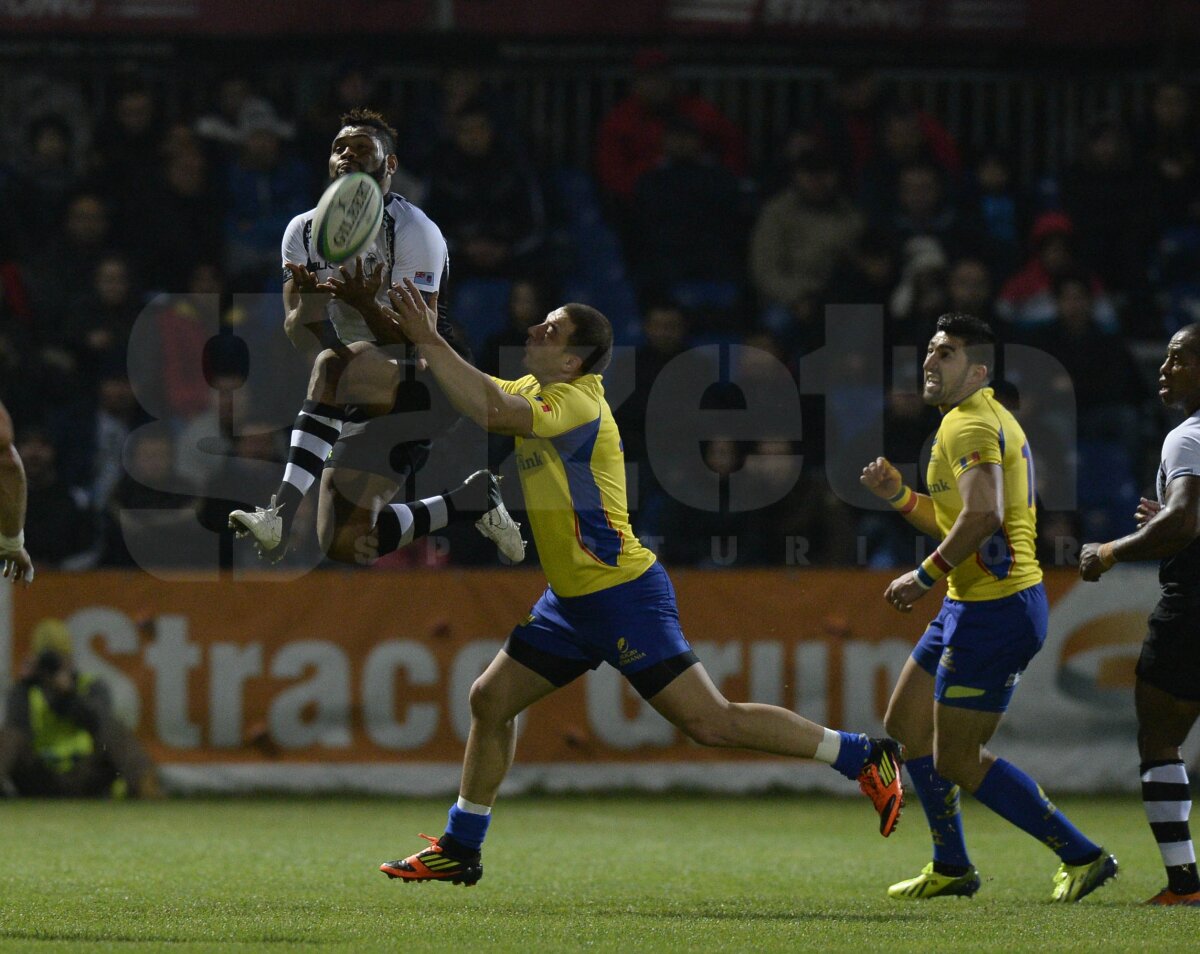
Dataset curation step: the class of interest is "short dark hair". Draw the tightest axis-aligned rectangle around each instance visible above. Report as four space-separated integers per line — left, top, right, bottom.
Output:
1176 323 1200 358
935 312 996 373
562 303 613 376
339 107 398 156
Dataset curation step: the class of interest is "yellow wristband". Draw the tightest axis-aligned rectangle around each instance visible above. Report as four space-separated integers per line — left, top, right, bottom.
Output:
915 549 955 590
887 485 918 514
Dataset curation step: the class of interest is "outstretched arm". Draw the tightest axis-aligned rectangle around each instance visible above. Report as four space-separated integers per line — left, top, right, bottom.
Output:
282 263 334 355
383 280 533 437
0 402 33 584
1080 477 1200 581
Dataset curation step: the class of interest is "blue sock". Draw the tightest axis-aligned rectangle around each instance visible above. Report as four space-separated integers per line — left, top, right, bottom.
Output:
831 731 872 780
444 804 491 852
906 755 971 869
973 759 1100 864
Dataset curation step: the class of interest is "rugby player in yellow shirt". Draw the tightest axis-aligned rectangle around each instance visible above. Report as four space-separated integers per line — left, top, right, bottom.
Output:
371 280 904 886
862 313 1114 902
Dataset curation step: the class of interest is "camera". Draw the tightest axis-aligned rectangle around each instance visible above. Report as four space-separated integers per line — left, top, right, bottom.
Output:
34 649 65 679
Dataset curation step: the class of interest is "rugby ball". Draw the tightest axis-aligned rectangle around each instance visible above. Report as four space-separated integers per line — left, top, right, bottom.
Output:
311 171 384 264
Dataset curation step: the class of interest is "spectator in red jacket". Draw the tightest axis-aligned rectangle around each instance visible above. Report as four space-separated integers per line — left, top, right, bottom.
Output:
997 211 1117 334
594 48 746 208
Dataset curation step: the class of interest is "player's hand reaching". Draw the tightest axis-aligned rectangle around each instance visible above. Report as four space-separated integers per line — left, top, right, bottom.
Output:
0 546 34 585
1134 497 1161 529
317 255 385 314
385 280 441 346
284 262 329 297
861 457 904 500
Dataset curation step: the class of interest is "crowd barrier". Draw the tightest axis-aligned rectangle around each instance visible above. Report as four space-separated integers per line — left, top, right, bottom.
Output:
0 567 1177 794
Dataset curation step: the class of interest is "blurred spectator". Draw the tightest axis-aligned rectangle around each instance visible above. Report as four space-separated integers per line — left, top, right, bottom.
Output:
15 427 94 569
889 236 949 338
595 48 746 209
628 115 744 296
659 438 753 567
402 67 527 180
750 148 863 332
1031 273 1146 460
100 430 198 568
138 134 225 293
424 101 546 280
961 148 1025 278
0 618 161 798
221 103 310 287
63 254 144 379
53 370 146 514
24 191 122 329
23 115 84 245
615 303 714 533
814 69 960 187
479 279 550 377
1137 79 1200 231
996 211 1117 333
196 76 295 159
826 229 898 315
742 440 859 565
946 257 997 323
91 79 166 225
175 370 245 488
859 101 963 223
1062 119 1153 297
884 162 970 252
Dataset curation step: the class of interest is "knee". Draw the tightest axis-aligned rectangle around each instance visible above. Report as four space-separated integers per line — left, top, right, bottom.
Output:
324 525 374 565
674 704 737 748
310 349 346 396
469 677 514 727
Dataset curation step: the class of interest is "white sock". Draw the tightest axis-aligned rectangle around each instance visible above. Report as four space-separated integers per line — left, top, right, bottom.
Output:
456 796 492 815
812 727 842 765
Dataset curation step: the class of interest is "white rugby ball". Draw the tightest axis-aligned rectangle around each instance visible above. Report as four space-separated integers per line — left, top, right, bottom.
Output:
311 171 384 264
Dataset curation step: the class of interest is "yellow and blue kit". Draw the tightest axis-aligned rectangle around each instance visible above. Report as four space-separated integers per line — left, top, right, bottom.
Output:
913 386 1048 712
494 373 696 699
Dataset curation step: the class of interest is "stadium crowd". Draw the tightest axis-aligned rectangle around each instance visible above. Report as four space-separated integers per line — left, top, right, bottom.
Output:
0 57 1193 572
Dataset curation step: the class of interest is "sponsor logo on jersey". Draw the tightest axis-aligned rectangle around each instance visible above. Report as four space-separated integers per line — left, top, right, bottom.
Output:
413 271 435 287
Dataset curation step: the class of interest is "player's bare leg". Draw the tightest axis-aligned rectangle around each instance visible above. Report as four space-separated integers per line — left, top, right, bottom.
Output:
648 663 904 835
1136 679 1200 904
380 651 558 885
229 342 374 560
883 660 979 899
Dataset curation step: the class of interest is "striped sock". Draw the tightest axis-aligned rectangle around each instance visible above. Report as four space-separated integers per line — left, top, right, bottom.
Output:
277 401 344 525
375 496 449 556
1141 760 1200 895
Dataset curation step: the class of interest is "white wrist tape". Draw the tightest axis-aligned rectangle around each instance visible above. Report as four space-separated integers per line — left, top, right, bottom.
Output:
0 529 24 551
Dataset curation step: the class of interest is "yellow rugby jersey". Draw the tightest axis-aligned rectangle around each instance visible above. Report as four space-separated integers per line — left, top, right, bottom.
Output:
927 386 1042 601
494 373 656 597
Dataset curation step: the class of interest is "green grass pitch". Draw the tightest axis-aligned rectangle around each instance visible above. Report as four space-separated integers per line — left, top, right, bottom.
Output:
0 794 1195 952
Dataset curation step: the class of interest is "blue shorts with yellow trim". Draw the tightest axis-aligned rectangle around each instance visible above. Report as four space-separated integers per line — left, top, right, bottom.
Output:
505 562 697 699
911 583 1048 712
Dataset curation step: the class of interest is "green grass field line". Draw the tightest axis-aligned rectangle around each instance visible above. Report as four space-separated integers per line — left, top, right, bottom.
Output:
0 795 1195 952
